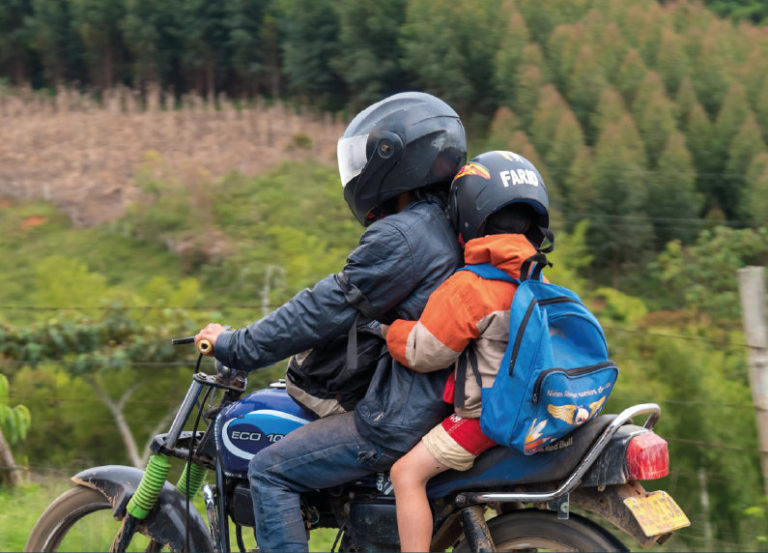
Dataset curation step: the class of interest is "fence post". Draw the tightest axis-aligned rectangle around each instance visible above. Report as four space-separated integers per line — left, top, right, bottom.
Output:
738 266 768 495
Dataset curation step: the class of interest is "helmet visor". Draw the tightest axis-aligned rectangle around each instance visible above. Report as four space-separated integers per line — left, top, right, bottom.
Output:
337 134 369 187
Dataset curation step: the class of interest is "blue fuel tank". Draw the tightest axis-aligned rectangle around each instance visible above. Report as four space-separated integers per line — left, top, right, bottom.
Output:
216 385 317 476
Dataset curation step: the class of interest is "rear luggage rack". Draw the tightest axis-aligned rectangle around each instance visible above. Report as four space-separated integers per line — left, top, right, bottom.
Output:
455 403 660 506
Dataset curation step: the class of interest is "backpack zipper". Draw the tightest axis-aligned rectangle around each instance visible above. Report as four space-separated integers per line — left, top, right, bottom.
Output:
538 296 578 306
532 361 616 404
508 298 538 376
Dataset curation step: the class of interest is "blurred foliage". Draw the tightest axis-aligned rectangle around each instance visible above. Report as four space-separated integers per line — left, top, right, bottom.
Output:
0 374 30 446
2 0 768 282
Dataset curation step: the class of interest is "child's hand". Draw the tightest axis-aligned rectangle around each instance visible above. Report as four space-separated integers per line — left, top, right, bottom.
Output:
380 324 389 338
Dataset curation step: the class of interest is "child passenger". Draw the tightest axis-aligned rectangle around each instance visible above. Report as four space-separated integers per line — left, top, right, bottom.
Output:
381 151 553 552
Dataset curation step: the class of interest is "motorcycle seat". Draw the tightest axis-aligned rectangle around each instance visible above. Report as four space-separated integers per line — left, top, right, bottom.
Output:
426 414 616 498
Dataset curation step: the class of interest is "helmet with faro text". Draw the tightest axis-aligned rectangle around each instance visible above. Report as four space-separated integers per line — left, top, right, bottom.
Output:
337 92 467 226
449 150 551 247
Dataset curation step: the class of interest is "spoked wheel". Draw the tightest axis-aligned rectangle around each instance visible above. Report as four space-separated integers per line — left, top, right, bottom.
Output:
24 485 170 552
454 510 628 552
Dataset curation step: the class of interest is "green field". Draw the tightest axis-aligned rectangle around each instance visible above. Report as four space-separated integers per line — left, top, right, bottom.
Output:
1 478 337 552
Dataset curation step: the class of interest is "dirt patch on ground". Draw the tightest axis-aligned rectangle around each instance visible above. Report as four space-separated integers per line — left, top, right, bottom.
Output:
20 215 48 229
0 87 345 226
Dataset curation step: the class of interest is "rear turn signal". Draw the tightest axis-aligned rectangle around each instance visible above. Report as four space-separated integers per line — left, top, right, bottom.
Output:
626 432 669 480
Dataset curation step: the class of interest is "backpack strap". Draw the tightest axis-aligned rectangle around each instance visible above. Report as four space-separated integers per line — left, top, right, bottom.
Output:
454 348 483 408
458 263 518 283
520 253 552 281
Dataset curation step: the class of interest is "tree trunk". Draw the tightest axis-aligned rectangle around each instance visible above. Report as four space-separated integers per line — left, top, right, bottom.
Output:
84 377 143 468
103 49 114 90
0 427 22 487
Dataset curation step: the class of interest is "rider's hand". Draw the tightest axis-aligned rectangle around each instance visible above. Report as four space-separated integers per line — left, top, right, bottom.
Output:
195 323 227 356
380 324 389 338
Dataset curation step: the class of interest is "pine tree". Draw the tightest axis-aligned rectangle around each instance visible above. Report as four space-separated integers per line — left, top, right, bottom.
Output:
713 82 750 164
279 0 345 108
545 22 587 89
584 11 626 78
685 102 717 213
121 0 183 88
743 153 768 226
400 0 503 118
493 6 530 109
486 106 521 152
754 74 768 144
675 76 698 126
530 84 568 155
564 144 593 227
631 70 665 123
634 3 668 68
566 44 607 129
589 87 628 143
0 0 33 84
656 28 688 96
691 33 730 117
648 130 702 246
588 114 651 282
545 107 586 205
516 0 591 43
638 89 677 168
615 48 647 106
224 0 269 97
723 114 767 220
69 0 125 90
27 0 83 84
741 47 768 107
331 0 406 109
512 61 547 128
178 0 230 98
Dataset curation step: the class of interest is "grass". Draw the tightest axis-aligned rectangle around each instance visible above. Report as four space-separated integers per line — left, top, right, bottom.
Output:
0 477 339 552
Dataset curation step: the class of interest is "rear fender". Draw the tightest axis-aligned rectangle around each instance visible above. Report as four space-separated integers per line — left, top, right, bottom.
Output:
72 465 214 552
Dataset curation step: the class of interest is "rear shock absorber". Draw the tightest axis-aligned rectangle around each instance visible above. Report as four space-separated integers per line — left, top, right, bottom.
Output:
126 454 172 519
176 462 207 498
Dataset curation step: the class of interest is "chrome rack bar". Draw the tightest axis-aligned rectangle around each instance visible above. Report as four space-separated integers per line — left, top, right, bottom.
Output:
456 403 661 505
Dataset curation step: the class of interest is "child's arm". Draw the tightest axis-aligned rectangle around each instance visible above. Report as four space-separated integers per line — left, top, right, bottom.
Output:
385 273 480 373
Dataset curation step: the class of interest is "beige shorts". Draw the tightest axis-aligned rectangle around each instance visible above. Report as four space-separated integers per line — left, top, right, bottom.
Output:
421 422 478 471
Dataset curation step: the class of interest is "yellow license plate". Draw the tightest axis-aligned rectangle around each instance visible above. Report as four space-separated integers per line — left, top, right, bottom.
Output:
624 490 691 538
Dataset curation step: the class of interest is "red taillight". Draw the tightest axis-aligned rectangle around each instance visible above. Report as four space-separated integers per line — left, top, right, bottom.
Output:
626 432 669 480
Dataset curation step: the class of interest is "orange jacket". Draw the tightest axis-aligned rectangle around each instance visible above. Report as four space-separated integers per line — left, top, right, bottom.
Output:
386 234 538 417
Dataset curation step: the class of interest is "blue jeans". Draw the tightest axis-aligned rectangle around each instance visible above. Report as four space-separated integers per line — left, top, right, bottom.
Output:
248 411 401 552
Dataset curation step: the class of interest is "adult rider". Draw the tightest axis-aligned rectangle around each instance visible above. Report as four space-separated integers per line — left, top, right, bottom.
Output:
195 92 465 552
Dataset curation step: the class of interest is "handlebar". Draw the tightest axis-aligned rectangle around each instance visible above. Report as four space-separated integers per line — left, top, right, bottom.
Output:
171 336 213 355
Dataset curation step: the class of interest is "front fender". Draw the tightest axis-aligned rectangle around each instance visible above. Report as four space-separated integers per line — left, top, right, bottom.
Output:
72 465 214 552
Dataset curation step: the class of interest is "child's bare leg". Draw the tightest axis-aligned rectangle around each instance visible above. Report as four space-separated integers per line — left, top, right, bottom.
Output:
390 441 450 552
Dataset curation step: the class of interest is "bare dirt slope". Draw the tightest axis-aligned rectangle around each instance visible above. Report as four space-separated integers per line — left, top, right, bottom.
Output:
0 87 344 226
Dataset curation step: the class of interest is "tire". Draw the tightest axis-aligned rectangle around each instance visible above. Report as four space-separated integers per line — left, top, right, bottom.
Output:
454 509 628 552
24 485 169 552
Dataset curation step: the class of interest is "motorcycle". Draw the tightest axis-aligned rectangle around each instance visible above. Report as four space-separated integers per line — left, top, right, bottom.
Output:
26 336 690 552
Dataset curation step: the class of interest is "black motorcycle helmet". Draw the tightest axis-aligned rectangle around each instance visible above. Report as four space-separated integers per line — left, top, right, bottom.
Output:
338 92 467 226
449 150 551 248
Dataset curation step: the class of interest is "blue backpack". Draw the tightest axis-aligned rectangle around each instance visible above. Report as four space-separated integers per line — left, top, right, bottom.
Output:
459 256 618 455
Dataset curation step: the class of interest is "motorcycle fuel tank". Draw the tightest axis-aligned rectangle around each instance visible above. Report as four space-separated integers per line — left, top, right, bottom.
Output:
216 386 317 476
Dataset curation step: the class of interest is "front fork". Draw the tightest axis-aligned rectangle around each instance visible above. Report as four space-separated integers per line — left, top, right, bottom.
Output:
109 380 210 552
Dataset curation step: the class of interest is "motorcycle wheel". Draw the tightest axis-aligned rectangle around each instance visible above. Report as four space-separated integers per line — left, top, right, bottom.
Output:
454 510 628 552
24 485 169 552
